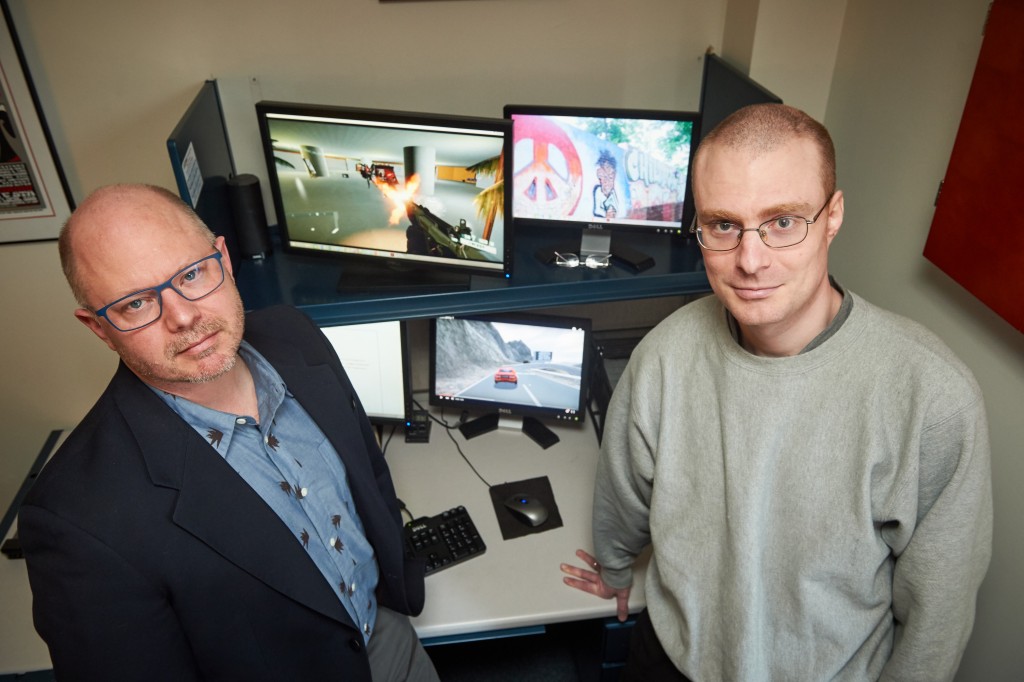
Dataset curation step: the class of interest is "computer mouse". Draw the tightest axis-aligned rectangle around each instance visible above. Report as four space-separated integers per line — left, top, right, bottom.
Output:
503 494 549 527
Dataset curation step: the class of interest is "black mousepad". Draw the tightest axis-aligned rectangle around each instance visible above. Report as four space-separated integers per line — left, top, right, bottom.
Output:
489 475 563 540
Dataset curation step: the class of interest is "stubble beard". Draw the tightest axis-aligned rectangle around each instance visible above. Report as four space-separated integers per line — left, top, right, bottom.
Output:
125 296 245 386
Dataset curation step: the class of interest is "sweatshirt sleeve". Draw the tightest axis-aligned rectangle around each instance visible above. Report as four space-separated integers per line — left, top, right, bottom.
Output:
592 355 657 590
880 394 993 681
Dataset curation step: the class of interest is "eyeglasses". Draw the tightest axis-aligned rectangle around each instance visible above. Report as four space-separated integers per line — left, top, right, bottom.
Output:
690 197 831 251
93 252 225 332
554 251 611 269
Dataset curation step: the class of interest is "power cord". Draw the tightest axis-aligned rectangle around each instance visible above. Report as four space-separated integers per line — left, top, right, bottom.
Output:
412 398 493 489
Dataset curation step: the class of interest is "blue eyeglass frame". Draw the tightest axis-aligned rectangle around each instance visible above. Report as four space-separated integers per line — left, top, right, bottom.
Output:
93 251 225 332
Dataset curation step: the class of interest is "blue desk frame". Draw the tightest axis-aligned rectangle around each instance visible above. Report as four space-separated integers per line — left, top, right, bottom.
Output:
236 227 710 325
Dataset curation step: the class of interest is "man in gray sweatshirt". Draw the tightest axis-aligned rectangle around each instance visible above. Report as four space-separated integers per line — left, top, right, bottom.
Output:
561 103 992 681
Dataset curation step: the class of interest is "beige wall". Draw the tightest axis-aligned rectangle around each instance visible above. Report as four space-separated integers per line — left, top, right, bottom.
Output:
824 2 1024 678
2 0 1021 678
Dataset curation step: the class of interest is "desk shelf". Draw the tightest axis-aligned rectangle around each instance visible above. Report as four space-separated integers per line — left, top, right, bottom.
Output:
236 227 710 325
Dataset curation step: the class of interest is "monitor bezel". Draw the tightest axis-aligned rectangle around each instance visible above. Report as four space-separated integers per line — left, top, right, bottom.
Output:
256 100 515 279
503 103 701 238
428 311 593 425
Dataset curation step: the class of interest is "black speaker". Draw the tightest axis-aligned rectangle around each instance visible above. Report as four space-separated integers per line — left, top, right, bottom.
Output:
227 174 270 259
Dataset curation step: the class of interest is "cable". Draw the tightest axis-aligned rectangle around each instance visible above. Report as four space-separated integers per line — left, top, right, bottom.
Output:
396 498 414 523
379 424 396 456
412 398 492 489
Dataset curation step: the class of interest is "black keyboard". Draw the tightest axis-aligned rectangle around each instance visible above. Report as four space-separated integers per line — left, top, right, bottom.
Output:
404 505 486 575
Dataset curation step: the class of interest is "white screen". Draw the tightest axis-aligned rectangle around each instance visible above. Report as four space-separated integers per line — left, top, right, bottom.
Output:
321 320 407 422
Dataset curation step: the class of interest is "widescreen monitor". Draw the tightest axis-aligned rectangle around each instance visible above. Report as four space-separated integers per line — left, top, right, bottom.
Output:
256 102 514 290
320 319 411 426
429 312 592 446
503 104 699 270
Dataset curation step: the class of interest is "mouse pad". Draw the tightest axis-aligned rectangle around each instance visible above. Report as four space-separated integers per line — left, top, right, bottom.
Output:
489 476 563 540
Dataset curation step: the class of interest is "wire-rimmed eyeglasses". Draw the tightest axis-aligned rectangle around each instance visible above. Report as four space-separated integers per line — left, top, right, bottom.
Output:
93 252 225 332
690 197 832 251
554 251 611 269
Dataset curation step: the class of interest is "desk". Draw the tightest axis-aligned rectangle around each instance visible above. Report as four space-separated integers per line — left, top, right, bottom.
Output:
1 431 65 677
383 409 648 643
0 531 51 676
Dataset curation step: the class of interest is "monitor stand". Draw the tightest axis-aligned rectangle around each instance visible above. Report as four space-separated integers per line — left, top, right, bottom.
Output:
336 260 471 295
458 413 560 449
535 227 655 273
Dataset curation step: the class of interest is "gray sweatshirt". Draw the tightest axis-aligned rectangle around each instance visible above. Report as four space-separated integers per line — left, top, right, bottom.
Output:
594 291 992 681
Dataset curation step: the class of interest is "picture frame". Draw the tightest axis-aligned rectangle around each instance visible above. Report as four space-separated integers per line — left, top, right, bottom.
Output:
0 0 74 244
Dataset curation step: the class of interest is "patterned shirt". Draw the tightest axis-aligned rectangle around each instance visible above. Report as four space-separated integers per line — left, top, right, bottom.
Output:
155 341 379 642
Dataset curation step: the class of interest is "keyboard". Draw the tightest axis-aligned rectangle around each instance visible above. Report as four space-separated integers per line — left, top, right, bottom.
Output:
404 505 486 575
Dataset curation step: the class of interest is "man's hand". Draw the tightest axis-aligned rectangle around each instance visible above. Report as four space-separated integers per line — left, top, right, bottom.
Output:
560 549 631 622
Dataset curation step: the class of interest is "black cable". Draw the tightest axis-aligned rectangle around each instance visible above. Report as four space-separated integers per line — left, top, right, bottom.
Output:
396 497 414 523
412 398 492 489
379 424 396 456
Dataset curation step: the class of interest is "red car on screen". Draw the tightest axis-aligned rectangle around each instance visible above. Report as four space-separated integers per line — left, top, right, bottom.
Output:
494 367 518 385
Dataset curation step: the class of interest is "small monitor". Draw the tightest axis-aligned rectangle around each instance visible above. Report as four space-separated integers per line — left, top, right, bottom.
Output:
429 311 592 446
255 101 514 291
504 104 700 270
320 319 411 425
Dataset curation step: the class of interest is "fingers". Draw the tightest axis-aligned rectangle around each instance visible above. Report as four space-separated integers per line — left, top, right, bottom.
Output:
575 548 600 570
562 575 604 597
559 562 592 580
615 589 631 622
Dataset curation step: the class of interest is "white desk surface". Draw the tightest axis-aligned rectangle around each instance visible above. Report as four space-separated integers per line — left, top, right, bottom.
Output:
385 410 647 641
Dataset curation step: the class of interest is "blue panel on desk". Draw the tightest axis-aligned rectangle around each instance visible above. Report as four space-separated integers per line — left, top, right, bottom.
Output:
421 625 546 647
167 80 240 270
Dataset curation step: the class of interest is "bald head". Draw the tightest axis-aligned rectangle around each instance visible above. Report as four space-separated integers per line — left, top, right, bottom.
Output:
694 103 836 199
59 184 216 307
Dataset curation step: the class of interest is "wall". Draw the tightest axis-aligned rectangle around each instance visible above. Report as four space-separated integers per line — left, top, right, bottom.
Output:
2 0 1021 679
746 0 847 120
822 1 1024 678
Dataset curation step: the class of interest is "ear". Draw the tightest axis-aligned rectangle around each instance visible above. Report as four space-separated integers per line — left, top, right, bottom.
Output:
214 236 235 279
74 307 118 352
824 190 844 246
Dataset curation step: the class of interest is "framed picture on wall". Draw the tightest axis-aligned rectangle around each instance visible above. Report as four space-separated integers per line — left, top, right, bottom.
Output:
0 0 73 244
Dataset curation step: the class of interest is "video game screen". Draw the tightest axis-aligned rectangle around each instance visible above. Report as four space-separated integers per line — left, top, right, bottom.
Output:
429 312 592 423
505 106 699 234
256 102 512 275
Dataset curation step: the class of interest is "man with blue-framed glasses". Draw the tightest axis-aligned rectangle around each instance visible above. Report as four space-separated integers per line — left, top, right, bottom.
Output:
563 104 992 681
20 184 439 682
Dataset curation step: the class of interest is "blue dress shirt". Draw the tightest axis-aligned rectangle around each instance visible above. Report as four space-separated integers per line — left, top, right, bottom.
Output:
156 341 379 642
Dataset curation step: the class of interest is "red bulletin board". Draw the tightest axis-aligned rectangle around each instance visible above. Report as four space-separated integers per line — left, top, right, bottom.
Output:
924 0 1024 333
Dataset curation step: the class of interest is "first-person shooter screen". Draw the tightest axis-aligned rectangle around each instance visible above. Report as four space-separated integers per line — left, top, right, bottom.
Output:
258 105 510 274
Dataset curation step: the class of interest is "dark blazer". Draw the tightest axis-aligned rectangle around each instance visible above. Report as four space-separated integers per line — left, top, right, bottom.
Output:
19 305 425 681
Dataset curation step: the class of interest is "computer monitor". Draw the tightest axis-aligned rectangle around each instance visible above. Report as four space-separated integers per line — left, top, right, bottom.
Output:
429 311 592 447
698 53 782 143
503 104 700 271
167 80 241 270
320 319 411 426
255 101 514 292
